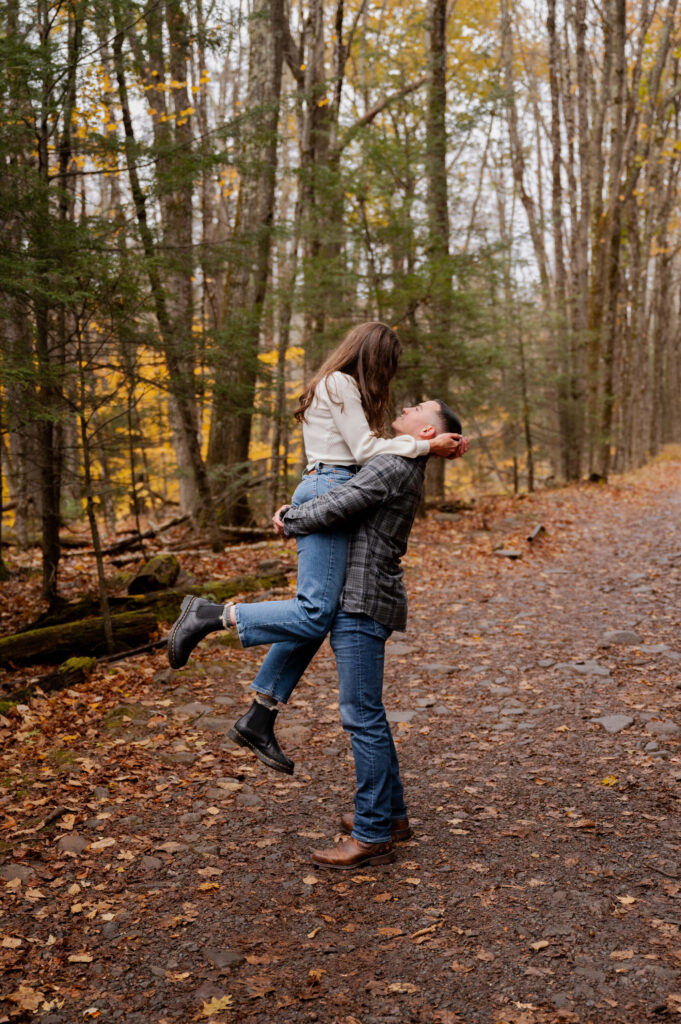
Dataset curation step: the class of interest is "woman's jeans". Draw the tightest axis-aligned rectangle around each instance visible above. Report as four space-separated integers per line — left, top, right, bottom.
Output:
330 608 407 843
234 465 354 705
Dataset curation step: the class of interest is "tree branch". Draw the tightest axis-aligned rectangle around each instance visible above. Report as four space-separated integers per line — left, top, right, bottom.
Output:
334 75 427 154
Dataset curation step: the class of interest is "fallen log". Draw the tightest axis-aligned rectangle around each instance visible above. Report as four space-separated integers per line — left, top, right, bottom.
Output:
102 514 190 556
128 553 180 594
0 611 158 668
11 572 289 644
2 656 98 704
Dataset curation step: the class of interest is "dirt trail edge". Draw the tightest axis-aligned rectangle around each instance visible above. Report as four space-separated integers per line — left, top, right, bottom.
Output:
2 458 681 1024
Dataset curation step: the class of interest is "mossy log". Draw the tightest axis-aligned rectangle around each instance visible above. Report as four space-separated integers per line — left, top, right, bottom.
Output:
20 572 288 633
0 612 158 668
128 553 180 595
4 657 98 703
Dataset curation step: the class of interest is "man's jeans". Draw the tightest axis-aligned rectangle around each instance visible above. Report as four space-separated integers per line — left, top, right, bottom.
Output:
234 465 353 704
330 608 407 844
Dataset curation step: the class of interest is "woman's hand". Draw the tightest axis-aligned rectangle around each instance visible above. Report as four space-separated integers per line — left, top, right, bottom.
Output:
272 504 291 538
429 433 470 459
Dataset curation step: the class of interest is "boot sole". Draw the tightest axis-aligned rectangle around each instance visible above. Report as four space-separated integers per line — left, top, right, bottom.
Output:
227 727 294 776
167 595 196 669
310 850 396 870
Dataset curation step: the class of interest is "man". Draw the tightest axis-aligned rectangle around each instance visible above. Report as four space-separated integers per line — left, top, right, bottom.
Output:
168 400 468 868
269 399 467 868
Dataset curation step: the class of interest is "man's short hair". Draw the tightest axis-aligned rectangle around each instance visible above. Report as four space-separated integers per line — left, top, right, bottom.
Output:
434 399 462 436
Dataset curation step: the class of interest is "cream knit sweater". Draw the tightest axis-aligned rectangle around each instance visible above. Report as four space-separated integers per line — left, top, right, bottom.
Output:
302 372 430 470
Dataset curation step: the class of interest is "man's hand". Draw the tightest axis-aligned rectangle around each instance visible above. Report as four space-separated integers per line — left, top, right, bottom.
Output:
447 435 470 460
272 504 291 538
430 433 469 459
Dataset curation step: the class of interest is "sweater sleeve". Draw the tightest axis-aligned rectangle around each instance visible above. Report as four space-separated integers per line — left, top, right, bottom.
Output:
324 373 430 464
283 457 409 536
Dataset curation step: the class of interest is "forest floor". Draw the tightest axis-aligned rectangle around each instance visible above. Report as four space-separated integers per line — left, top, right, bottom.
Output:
2 453 681 1024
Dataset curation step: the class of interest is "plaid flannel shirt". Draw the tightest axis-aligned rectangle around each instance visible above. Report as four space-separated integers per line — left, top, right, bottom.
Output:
282 454 428 631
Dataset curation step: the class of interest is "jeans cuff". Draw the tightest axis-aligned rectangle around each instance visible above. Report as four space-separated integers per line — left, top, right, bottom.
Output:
351 828 392 845
249 683 288 706
233 605 246 647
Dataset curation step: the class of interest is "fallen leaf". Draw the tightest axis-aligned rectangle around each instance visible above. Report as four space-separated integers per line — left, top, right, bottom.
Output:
198 882 220 891
68 953 93 963
308 968 326 983
1 937 22 949
450 960 475 973
167 971 190 982
616 895 636 905
302 874 318 886
59 813 76 830
388 982 419 994
529 940 550 951
307 927 320 939
601 775 618 786
378 927 404 937
667 994 681 1014
200 995 233 1016
610 949 634 960
373 893 392 902
8 985 43 1011
411 923 441 939
476 949 495 962
89 837 116 850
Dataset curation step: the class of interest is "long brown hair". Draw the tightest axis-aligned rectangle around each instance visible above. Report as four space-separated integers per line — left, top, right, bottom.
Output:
294 322 402 434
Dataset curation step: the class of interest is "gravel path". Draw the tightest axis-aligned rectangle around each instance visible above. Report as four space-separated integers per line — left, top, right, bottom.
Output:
2 459 681 1023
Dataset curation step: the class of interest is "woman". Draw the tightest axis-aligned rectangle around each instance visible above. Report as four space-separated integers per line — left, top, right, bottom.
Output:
167 322 461 770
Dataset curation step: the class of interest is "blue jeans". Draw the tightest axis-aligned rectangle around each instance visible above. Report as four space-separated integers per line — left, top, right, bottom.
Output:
330 608 407 843
235 465 353 704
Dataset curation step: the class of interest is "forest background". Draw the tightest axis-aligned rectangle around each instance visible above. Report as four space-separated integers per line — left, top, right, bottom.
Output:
1 0 680 608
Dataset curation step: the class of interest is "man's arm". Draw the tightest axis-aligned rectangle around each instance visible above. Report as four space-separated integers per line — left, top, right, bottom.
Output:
282 456 417 537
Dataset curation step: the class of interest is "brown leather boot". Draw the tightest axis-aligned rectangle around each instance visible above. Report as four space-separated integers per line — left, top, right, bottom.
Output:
310 836 395 870
340 812 412 842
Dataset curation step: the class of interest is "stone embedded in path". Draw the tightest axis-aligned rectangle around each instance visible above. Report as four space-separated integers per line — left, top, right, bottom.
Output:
173 701 214 718
645 720 681 738
0 863 36 882
556 660 611 678
56 833 89 855
203 947 245 969
161 751 198 765
277 722 310 745
140 855 162 872
386 642 417 657
602 630 642 645
386 709 416 723
197 717 233 734
590 714 634 734
423 663 458 675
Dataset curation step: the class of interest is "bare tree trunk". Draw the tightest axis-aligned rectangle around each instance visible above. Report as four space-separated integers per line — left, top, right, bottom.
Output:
424 0 451 501
207 0 285 525
111 1 221 549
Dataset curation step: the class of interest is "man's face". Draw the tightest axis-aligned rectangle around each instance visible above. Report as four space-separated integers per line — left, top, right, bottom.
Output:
391 399 442 439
